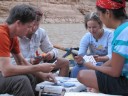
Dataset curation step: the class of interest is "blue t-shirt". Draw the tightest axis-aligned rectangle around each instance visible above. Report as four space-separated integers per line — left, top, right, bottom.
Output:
112 22 128 78
78 28 113 59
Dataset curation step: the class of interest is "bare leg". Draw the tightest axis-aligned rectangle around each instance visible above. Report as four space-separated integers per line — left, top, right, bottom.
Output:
77 70 99 91
54 58 69 77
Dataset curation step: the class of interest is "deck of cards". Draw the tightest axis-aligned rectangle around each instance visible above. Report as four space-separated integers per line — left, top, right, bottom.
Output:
83 55 97 66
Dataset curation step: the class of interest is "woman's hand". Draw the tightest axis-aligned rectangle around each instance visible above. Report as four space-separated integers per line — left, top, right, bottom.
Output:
84 62 95 69
74 55 84 65
93 55 99 62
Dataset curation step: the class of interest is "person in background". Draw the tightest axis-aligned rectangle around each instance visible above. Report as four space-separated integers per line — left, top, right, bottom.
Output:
0 4 56 96
77 0 128 95
18 7 70 77
71 12 113 78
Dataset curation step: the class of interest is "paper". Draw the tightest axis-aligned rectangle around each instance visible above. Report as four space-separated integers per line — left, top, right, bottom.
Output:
83 55 97 66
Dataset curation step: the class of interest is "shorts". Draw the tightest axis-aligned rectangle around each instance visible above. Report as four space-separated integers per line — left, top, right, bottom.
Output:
96 71 128 95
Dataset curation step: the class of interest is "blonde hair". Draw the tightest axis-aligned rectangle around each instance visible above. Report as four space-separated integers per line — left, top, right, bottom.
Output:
84 12 103 28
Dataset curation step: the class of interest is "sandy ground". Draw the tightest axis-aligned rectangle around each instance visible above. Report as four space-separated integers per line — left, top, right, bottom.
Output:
40 23 86 57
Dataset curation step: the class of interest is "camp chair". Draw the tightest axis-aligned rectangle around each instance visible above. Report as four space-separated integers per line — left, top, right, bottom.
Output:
53 45 79 76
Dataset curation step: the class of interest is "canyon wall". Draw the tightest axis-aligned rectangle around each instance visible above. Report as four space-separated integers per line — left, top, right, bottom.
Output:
0 0 127 23
0 0 96 23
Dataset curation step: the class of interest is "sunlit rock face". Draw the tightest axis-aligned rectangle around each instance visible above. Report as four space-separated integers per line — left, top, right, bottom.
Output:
0 0 127 23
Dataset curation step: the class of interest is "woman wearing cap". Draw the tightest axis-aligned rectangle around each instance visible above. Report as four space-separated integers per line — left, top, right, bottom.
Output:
77 0 128 95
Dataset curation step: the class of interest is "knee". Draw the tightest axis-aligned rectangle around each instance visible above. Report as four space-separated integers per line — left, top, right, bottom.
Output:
64 59 70 67
59 58 70 67
5 75 30 90
15 75 30 85
77 70 85 82
12 75 35 95
11 75 32 91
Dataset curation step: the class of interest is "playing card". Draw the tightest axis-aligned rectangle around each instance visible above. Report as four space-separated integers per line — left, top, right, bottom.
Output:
83 55 97 66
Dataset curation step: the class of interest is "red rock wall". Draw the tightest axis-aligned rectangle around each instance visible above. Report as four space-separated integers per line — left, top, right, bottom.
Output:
0 0 127 23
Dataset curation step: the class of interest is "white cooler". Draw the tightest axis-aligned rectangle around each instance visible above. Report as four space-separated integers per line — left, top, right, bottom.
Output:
35 77 86 96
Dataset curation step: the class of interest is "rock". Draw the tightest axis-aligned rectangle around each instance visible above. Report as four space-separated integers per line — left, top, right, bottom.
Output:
0 0 127 24
0 0 96 23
